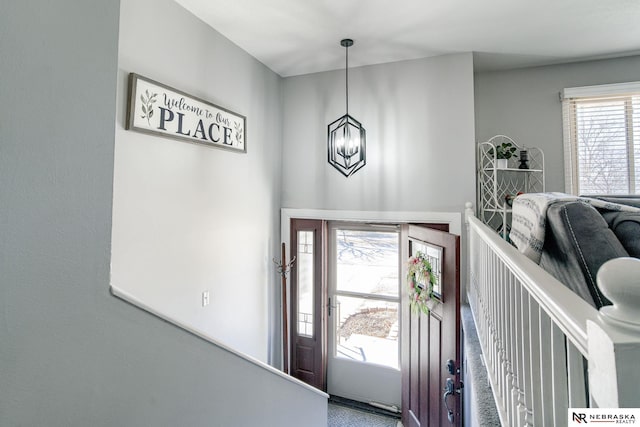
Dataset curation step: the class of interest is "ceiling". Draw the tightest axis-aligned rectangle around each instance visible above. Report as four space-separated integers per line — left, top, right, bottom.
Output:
175 0 640 77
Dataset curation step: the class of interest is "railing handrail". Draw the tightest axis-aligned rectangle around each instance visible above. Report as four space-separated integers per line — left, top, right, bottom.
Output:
467 200 640 411
467 214 598 356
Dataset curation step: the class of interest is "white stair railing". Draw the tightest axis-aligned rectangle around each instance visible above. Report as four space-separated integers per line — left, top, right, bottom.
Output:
465 203 640 427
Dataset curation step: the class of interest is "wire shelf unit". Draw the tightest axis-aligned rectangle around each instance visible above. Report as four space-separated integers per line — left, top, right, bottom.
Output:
477 135 545 240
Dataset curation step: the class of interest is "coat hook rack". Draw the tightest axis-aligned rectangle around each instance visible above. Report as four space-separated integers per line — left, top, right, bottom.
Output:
273 243 295 374
273 254 296 278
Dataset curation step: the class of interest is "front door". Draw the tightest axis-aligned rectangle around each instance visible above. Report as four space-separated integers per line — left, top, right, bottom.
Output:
401 224 461 426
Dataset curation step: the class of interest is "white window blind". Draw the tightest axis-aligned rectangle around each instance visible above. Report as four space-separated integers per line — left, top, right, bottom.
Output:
562 82 640 195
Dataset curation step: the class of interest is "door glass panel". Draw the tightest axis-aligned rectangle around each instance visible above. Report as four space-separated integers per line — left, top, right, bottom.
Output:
335 229 399 297
333 228 399 369
297 230 314 337
411 240 443 300
335 295 399 369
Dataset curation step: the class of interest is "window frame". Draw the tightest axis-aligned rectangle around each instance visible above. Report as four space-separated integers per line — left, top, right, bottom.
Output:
562 81 640 195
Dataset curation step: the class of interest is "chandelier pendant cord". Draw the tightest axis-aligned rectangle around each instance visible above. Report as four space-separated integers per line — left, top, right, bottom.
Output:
345 43 349 117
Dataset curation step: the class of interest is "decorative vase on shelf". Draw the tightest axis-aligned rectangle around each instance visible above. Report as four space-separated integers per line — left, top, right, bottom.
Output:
496 159 508 169
518 150 529 169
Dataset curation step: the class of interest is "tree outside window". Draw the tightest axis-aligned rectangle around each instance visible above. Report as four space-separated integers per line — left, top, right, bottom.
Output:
563 85 640 195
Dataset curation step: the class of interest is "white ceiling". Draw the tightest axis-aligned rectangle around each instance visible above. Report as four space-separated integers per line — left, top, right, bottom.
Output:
175 0 640 77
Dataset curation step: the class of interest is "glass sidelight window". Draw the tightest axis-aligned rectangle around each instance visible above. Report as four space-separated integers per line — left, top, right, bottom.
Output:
297 230 315 337
330 226 400 369
410 240 443 300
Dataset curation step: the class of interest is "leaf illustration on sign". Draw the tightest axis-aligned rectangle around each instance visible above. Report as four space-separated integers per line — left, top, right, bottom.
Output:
140 89 158 126
234 121 243 144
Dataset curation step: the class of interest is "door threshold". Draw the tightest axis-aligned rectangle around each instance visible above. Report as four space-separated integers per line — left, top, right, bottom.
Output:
328 395 401 419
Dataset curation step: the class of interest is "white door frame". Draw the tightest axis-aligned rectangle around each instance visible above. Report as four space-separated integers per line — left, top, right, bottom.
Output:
281 208 461 264
279 209 462 383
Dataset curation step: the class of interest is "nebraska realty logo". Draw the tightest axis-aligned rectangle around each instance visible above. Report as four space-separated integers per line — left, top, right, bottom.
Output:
569 408 639 424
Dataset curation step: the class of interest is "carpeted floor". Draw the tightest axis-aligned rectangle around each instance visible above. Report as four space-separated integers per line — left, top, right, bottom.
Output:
328 403 400 427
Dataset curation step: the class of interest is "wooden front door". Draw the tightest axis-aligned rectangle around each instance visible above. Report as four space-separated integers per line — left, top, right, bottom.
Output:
401 224 461 426
289 219 326 391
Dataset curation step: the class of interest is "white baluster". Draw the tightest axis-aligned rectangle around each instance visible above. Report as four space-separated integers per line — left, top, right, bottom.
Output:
511 281 526 427
497 262 505 407
490 250 498 394
506 272 516 426
520 291 534 427
538 311 553 426
566 340 587 408
528 299 542 425
550 324 568 427
504 270 514 423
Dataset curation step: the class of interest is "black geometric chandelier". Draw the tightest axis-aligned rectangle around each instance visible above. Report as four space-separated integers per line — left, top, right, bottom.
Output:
327 38 366 177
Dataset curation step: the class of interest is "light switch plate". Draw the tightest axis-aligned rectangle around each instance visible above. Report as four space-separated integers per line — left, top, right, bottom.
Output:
202 290 210 307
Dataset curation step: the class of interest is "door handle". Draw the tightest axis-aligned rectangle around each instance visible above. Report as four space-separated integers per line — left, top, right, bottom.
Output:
443 377 463 424
328 297 338 316
443 378 454 423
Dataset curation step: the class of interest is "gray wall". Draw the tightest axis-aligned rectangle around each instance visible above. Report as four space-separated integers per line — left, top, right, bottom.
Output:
474 55 640 192
112 0 282 363
0 1 327 426
282 53 476 213
280 55 475 404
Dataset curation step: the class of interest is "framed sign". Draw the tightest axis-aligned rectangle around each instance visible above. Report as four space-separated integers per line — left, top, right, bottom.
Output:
126 73 246 153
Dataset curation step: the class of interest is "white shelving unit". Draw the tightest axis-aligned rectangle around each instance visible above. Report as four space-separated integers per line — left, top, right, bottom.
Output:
477 135 545 240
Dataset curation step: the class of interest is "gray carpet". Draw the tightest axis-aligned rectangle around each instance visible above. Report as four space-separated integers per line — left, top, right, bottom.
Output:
461 305 501 426
328 403 399 427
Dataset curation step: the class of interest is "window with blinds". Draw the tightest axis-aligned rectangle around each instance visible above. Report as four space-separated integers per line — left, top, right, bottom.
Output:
562 82 640 195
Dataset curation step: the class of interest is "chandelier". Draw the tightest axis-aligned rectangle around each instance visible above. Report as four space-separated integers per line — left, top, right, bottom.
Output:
327 38 366 177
